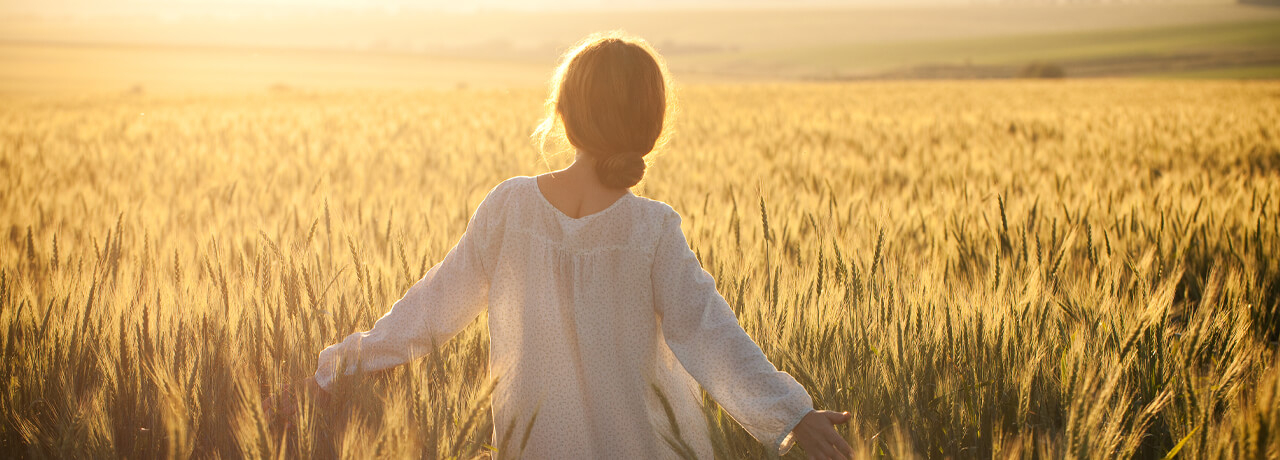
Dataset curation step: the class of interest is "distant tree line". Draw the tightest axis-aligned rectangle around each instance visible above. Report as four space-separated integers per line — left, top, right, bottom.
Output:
1019 62 1066 79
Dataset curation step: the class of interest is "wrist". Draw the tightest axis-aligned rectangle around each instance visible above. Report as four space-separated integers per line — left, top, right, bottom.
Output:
779 408 815 455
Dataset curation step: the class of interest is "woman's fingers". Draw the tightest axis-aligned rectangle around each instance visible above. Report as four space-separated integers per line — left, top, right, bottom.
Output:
825 410 852 424
818 411 853 457
797 424 826 460
805 443 835 460
822 441 843 459
263 386 301 423
814 428 845 459
808 410 853 459
824 427 853 458
794 409 854 459
261 400 272 420
264 394 282 419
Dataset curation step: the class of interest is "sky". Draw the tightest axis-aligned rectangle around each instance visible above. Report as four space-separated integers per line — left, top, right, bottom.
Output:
0 0 1261 93
0 0 1230 17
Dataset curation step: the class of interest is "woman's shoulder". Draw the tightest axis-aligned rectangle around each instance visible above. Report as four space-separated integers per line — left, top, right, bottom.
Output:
493 175 535 193
469 176 532 224
479 176 681 226
627 193 682 227
479 176 534 204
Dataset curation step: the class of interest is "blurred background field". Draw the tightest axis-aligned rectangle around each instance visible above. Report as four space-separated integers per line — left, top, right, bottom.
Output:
3 1 1280 459
2 1 1280 94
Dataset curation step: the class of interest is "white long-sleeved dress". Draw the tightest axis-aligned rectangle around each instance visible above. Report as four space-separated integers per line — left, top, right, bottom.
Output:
314 176 814 459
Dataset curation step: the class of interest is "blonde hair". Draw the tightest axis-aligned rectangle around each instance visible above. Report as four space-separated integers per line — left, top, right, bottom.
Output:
533 31 674 189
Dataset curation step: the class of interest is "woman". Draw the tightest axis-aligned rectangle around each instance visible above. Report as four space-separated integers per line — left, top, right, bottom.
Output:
268 32 853 460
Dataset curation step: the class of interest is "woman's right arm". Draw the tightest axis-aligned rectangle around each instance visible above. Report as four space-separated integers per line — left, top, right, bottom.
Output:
312 181 507 391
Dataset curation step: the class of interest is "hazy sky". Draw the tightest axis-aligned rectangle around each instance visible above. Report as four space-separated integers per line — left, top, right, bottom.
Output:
0 0 1229 17
0 0 949 15
0 0 1259 93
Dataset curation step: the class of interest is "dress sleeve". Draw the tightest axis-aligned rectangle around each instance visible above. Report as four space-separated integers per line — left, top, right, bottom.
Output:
651 211 814 455
313 183 504 391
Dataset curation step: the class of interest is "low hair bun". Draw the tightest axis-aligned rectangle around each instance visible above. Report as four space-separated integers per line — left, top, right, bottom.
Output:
595 153 646 189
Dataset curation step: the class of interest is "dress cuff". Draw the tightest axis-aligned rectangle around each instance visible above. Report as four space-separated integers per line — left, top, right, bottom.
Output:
774 400 814 456
313 346 341 391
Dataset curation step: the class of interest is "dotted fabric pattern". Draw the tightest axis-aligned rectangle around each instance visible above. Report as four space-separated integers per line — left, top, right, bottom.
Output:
314 176 813 459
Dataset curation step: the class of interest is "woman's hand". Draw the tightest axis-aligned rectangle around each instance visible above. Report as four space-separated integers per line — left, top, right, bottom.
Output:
262 376 329 423
791 410 853 460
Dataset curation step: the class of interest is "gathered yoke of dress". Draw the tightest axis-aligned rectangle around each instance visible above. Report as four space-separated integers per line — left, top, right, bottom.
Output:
314 176 813 459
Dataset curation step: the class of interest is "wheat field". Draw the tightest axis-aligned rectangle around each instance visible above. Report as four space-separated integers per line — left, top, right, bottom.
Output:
2 80 1278 459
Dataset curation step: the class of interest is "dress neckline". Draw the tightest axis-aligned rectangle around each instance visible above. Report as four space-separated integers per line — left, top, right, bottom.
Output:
530 176 631 222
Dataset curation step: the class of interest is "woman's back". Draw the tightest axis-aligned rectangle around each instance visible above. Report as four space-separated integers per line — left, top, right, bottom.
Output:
487 175 705 458
314 176 813 458
297 31 853 459
535 168 630 219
